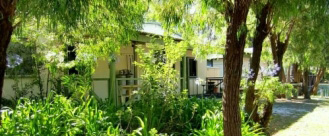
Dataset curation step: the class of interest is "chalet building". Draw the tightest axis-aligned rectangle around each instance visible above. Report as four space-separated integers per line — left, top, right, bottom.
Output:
3 22 253 105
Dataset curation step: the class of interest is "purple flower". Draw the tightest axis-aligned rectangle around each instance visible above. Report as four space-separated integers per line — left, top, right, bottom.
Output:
260 64 281 77
274 64 280 71
247 69 255 79
270 64 280 76
268 70 276 76
6 54 23 68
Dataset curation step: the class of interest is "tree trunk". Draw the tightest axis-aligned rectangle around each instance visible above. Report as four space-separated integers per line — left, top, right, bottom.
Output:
270 21 295 83
292 63 303 96
287 65 291 83
270 35 287 82
245 3 271 123
276 42 287 82
311 67 326 95
0 2 15 108
292 63 300 82
260 101 273 129
302 69 310 99
269 33 278 65
223 0 251 135
291 63 300 83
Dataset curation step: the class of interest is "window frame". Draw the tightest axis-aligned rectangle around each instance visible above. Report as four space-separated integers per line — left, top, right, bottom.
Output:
207 59 214 67
188 58 197 77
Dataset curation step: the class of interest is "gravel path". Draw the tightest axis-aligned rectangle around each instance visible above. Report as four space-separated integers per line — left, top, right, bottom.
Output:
268 97 329 136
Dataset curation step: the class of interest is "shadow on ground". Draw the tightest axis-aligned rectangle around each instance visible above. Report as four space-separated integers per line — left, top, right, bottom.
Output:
268 97 329 135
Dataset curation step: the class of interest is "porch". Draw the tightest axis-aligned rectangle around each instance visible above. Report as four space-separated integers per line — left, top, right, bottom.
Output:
92 76 224 106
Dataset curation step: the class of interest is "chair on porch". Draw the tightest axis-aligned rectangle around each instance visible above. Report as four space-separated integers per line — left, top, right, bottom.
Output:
119 85 140 105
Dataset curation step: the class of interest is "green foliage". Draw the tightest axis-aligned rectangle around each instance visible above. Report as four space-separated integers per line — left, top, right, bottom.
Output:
323 71 329 83
132 39 193 134
246 76 296 119
0 95 120 135
10 78 34 100
260 46 273 65
6 43 35 76
127 71 222 134
148 0 227 59
286 5 329 69
16 0 88 28
61 74 93 100
9 0 149 101
122 37 262 135
120 39 223 134
255 77 281 103
6 28 50 99
237 24 248 40
15 0 148 31
193 110 223 135
148 0 194 29
280 83 296 99
66 0 148 59
193 110 264 136
1 89 264 135
1 1 303 135
0 93 221 135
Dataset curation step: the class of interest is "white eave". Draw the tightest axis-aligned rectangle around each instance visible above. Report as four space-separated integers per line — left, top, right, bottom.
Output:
207 48 253 59
139 22 183 40
244 47 253 54
207 54 224 59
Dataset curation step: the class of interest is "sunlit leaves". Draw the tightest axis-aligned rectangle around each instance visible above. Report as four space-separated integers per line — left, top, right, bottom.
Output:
286 0 329 69
148 0 227 60
10 0 149 100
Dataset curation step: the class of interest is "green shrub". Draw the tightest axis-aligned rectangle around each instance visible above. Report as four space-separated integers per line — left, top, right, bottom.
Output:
194 110 264 136
120 93 222 135
131 43 223 135
0 94 120 136
0 94 262 136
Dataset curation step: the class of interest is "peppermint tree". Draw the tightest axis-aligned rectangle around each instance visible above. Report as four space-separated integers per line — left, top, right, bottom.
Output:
245 0 329 128
0 0 147 108
149 0 252 135
286 5 329 99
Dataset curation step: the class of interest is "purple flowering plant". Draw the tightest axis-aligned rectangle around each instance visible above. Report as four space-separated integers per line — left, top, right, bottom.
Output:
260 64 280 77
6 54 23 68
247 69 255 79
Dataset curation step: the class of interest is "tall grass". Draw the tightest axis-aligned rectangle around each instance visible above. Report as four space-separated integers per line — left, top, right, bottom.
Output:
0 93 263 136
194 110 264 136
0 94 120 135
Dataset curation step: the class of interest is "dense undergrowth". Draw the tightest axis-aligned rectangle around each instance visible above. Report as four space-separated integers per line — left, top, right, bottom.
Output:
0 93 263 136
0 41 264 136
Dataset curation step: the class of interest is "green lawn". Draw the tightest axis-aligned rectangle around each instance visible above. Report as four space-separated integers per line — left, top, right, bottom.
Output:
269 97 329 136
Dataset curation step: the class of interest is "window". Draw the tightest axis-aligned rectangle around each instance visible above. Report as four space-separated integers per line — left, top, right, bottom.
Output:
66 46 78 75
207 59 213 67
154 50 166 64
189 58 197 77
153 50 177 70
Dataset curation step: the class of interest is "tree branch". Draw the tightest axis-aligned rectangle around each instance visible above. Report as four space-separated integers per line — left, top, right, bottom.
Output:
13 20 22 29
284 20 295 45
224 0 233 22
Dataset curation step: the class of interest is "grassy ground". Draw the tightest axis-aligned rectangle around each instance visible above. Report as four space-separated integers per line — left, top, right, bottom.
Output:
268 96 329 136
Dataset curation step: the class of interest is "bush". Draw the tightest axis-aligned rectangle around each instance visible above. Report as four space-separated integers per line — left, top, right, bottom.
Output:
0 42 262 135
0 94 120 135
0 93 262 136
194 110 264 136
117 93 222 135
